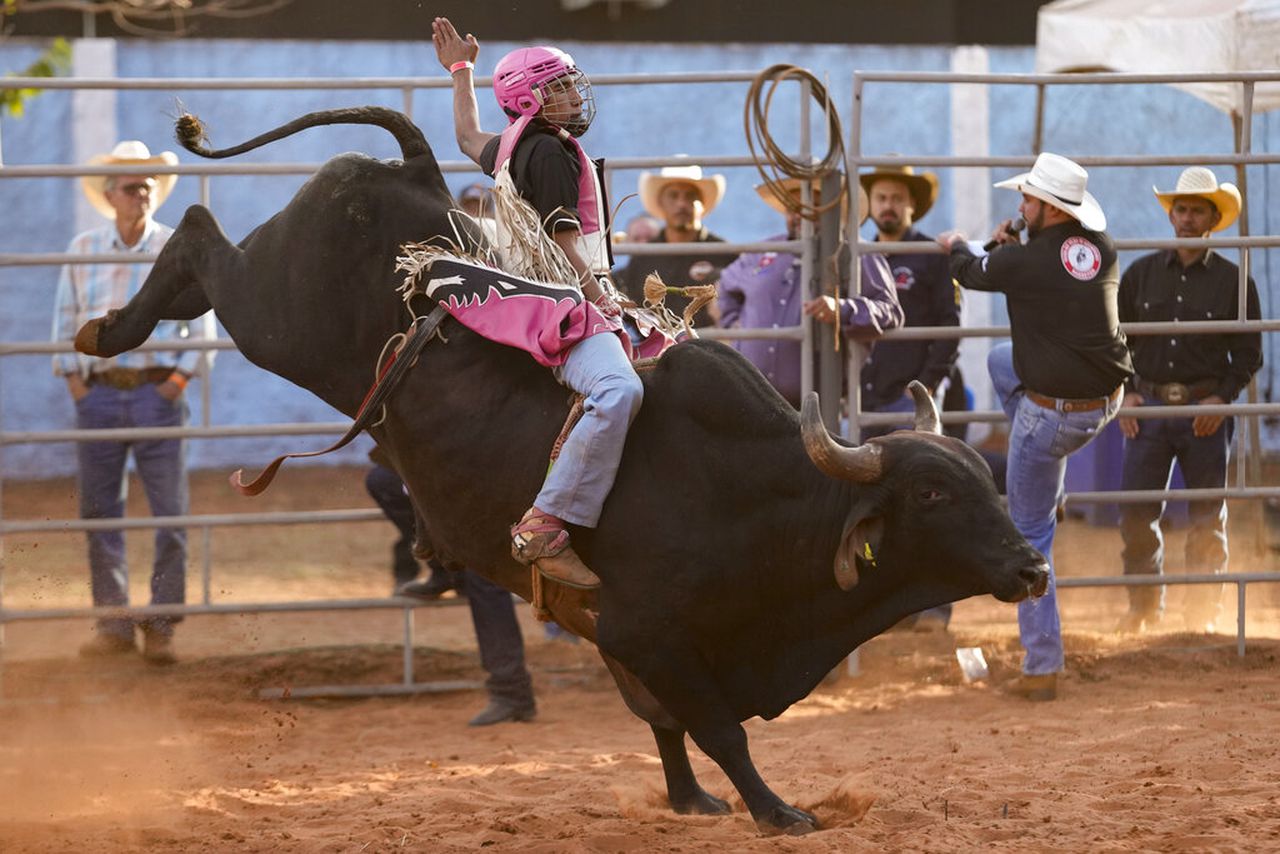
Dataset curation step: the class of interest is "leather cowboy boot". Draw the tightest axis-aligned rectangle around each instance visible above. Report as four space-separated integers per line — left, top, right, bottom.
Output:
510 508 600 590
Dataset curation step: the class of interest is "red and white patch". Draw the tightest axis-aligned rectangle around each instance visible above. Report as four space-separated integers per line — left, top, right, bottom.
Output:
892 266 916 290
1060 236 1101 281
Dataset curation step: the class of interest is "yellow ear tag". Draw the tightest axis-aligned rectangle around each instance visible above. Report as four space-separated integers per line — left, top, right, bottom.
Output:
862 542 877 567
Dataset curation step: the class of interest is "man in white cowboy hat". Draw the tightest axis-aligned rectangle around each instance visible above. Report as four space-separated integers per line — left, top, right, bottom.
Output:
52 139 215 665
717 179 901 408
617 161 737 327
937 151 1134 701
1114 167 1262 636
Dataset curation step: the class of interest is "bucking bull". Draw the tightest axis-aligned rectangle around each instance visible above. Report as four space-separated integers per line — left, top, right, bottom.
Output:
75 106 1049 835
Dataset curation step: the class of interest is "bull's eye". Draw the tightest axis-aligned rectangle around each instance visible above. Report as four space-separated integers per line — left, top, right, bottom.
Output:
919 488 945 503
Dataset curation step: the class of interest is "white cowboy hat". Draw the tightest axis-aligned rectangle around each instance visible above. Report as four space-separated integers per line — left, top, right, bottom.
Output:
1153 167 1240 233
754 175 867 225
638 162 726 221
994 152 1106 232
81 140 179 220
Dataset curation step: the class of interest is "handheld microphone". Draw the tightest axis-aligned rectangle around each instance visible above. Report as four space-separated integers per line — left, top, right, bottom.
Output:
983 217 1025 252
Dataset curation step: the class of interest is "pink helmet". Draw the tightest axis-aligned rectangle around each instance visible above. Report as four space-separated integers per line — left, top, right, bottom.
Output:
492 46 596 137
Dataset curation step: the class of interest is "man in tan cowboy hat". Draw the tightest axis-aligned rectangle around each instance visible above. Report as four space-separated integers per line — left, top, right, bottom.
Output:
937 151 1134 701
617 161 737 327
1114 166 1262 636
859 163 961 632
717 179 902 408
52 140 215 665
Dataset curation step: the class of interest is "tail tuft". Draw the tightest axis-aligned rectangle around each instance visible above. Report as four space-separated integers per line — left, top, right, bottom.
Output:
176 113 208 153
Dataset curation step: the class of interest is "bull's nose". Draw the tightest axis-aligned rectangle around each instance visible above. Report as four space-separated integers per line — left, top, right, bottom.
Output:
1022 562 1050 598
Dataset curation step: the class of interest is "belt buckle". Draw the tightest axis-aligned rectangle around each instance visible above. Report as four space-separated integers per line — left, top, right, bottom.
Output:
1160 382 1189 405
105 367 142 390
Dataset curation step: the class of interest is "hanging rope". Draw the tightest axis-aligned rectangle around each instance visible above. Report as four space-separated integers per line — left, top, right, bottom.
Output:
744 63 846 221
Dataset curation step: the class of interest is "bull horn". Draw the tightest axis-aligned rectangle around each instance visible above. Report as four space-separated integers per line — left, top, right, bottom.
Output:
908 380 942 435
800 392 883 482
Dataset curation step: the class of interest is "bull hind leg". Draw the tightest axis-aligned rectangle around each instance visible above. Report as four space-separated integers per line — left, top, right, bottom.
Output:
76 205 232 359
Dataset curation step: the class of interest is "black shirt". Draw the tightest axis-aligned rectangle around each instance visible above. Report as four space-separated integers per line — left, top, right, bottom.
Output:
479 124 583 234
861 226 960 408
950 220 1133 399
1118 249 1262 402
616 229 737 328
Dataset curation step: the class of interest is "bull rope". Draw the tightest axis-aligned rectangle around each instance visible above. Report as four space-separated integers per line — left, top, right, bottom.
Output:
227 304 450 496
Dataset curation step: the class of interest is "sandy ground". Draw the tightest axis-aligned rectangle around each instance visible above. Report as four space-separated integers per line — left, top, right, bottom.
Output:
3 466 1280 852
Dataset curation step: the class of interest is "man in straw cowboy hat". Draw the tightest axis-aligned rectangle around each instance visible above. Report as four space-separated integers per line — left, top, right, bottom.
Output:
937 152 1134 701
858 163 960 436
860 163 962 633
1114 167 1262 636
53 140 215 665
717 179 901 408
617 161 737 328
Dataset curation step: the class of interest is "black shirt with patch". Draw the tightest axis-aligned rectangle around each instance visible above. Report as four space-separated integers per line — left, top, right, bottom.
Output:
949 220 1133 399
1118 249 1262 402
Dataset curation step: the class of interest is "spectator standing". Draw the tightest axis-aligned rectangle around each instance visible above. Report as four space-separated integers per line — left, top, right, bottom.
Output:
858 164 960 436
368 461 537 725
938 152 1133 701
717 179 903 408
617 163 737 327
1115 167 1262 635
52 140 216 665
859 163 960 633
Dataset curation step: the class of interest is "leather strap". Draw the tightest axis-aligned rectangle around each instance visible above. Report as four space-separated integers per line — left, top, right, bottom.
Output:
1025 385 1123 413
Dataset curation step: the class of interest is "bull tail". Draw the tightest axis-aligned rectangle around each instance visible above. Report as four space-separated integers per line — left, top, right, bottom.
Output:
175 106 431 161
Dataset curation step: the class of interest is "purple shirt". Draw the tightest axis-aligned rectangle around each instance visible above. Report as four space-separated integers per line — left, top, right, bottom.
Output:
718 237 902 406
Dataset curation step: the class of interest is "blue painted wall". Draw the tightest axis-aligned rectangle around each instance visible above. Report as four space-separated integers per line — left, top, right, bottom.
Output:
2 38 1275 478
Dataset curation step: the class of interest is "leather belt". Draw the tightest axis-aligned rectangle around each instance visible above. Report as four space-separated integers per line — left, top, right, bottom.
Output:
1025 385 1123 413
1132 377 1217 406
87 366 176 390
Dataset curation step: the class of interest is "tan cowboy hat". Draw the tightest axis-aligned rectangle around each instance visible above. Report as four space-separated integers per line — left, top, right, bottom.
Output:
858 163 938 220
1153 167 1241 232
81 140 179 220
638 162 726 220
994 151 1106 232
754 176 868 225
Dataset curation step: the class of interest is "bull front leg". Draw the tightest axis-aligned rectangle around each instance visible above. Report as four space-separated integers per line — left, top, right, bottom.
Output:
650 725 731 816
76 205 230 358
601 632 817 835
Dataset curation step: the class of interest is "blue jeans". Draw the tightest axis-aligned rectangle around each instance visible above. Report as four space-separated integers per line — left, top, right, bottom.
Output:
1119 413 1231 618
538 332 644 527
75 383 188 639
989 343 1121 675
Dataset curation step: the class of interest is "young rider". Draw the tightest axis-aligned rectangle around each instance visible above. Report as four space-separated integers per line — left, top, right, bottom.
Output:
433 17 639 592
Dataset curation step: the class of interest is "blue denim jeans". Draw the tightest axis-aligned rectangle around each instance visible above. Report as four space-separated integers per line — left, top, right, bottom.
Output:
365 463 421 586
988 343 1121 675
538 332 644 527
1119 413 1232 618
75 382 188 639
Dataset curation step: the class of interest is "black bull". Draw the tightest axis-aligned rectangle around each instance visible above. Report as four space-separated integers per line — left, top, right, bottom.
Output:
75 107 1050 835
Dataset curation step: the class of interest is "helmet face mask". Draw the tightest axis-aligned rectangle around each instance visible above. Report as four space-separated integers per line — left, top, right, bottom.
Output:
493 46 596 137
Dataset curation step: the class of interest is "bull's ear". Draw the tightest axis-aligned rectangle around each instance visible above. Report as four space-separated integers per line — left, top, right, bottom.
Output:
835 502 885 591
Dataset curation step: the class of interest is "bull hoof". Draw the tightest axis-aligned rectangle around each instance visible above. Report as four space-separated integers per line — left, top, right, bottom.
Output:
73 309 118 356
671 789 731 816
754 804 819 836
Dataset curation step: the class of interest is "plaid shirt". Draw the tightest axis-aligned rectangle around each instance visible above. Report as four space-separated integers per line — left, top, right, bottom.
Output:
51 219 216 378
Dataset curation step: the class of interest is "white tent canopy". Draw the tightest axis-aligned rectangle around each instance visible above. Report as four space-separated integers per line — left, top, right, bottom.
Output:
1036 0 1280 114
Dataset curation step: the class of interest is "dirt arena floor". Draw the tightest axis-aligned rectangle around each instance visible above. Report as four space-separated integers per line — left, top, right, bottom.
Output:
3 465 1280 852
